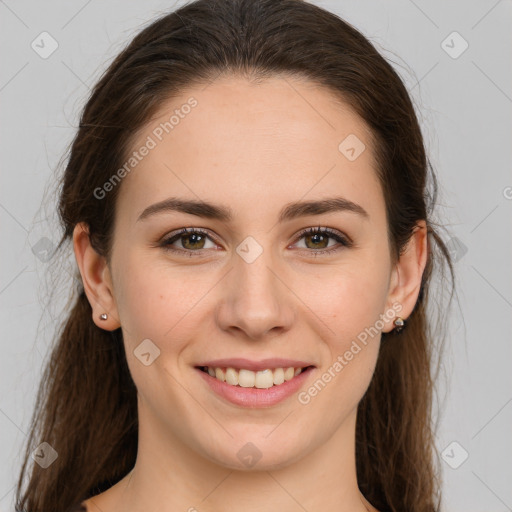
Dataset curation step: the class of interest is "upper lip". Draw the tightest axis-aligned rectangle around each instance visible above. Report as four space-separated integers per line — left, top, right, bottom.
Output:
196 358 315 372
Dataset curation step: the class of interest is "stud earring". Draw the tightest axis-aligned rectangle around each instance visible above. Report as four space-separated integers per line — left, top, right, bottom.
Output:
100 313 108 321
393 317 405 333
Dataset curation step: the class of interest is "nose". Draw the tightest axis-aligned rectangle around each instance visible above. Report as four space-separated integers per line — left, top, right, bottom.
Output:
215 246 295 341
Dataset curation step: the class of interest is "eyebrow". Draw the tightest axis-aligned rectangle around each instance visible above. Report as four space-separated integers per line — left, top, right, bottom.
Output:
137 196 369 223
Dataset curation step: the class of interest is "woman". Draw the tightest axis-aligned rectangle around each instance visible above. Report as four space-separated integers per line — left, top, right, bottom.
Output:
15 0 454 511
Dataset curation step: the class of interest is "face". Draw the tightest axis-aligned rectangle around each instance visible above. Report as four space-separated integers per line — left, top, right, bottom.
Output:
86 75 409 470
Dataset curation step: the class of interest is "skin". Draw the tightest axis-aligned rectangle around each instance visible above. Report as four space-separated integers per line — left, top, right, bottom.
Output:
74 75 427 512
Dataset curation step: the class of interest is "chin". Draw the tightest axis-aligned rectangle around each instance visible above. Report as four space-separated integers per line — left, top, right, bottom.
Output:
199 436 308 472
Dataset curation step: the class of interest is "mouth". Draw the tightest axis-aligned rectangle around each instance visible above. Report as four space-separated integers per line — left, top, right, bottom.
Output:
195 365 315 389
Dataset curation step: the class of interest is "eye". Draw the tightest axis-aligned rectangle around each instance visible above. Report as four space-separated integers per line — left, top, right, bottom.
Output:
159 226 352 257
159 228 218 256
291 226 352 256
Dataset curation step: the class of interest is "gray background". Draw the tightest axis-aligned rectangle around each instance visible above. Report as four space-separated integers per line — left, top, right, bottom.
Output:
1 1 511 511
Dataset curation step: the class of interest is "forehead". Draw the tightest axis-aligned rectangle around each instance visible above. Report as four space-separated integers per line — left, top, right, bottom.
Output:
117 75 383 226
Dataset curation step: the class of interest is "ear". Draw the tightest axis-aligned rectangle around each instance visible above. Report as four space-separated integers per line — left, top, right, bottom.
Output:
382 220 428 333
73 222 121 331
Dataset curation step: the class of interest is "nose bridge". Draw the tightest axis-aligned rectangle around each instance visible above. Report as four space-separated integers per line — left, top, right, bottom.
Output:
237 244 278 299
216 235 294 338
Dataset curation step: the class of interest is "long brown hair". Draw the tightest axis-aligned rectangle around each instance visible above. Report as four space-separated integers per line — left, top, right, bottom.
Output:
16 1 455 510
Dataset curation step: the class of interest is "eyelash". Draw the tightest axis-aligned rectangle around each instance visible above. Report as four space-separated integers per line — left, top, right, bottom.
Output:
159 226 352 257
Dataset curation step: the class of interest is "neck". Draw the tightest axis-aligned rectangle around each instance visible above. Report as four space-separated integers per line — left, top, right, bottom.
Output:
85 406 374 512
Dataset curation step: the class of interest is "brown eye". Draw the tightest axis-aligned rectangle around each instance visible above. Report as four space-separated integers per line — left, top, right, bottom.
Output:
180 232 207 250
160 228 216 255
292 227 352 256
304 231 330 249
159 226 351 258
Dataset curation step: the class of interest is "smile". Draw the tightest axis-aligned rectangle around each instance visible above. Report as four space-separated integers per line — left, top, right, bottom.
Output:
198 365 313 389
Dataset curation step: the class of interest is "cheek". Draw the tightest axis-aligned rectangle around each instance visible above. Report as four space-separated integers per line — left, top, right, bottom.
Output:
296 267 389 428
112 256 202 407
309 258 391 345
112 251 195 347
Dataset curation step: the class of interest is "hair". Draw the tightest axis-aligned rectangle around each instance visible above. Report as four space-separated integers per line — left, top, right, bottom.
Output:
16 1 456 511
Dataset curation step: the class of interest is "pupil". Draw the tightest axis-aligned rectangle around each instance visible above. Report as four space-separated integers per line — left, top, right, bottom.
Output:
307 233 328 249
184 233 204 249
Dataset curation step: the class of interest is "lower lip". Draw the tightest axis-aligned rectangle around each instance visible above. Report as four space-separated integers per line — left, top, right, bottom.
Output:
195 367 315 408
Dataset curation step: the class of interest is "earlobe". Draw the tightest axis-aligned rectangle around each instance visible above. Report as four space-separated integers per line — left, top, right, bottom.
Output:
382 220 428 333
72 222 121 331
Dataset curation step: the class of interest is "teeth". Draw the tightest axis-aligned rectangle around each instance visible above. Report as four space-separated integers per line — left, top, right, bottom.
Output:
284 367 295 380
239 369 255 387
273 367 284 385
202 366 307 388
215 368 225 382
225 367 239 386
255 369 273 389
